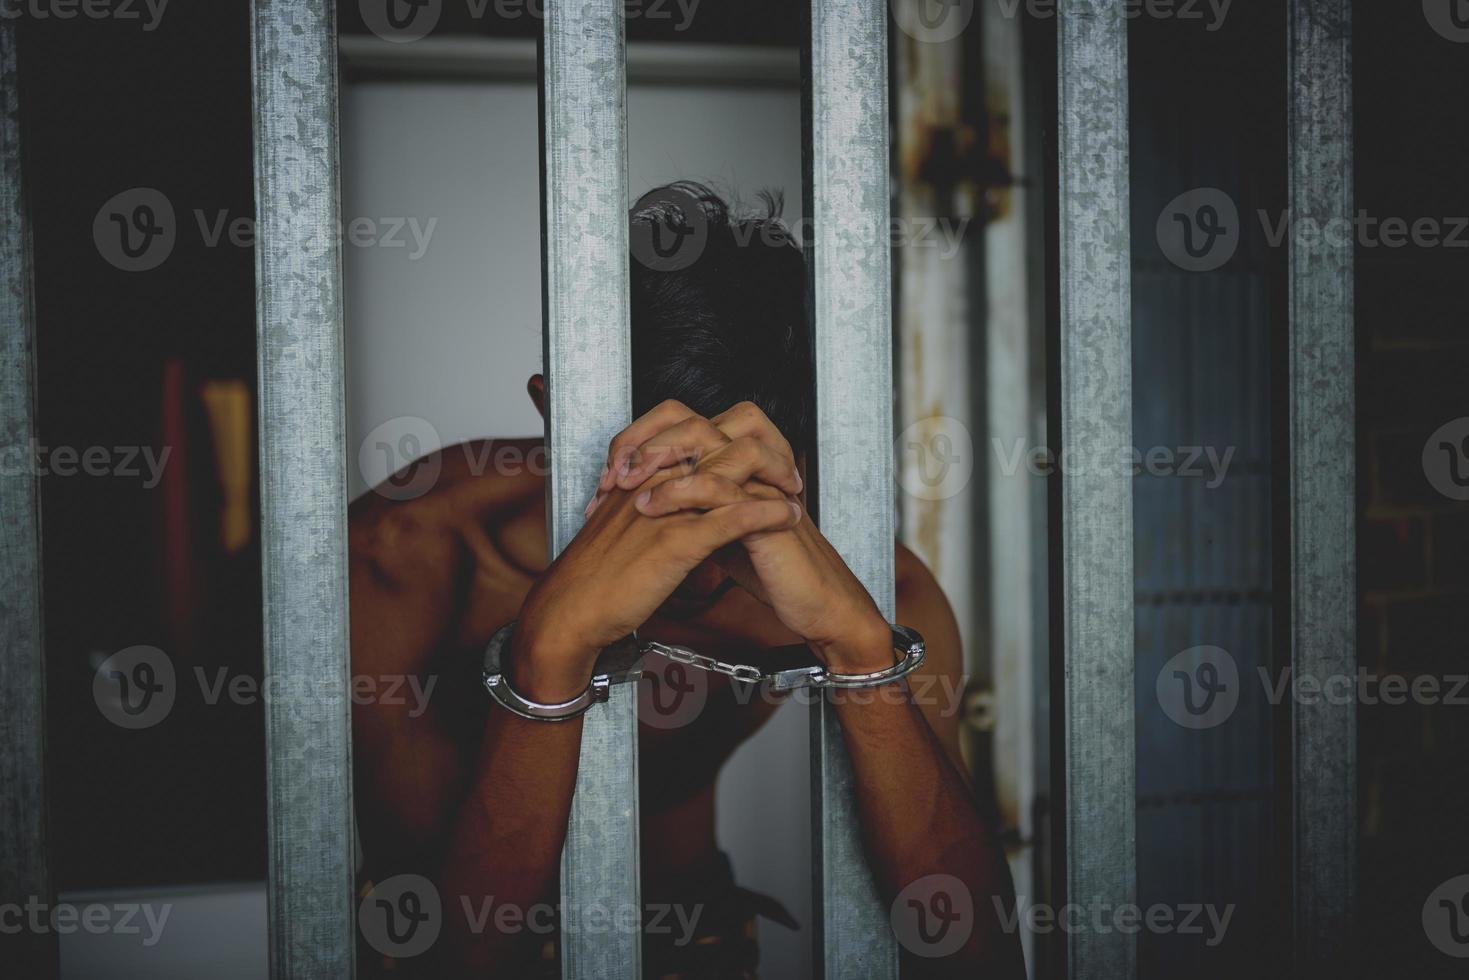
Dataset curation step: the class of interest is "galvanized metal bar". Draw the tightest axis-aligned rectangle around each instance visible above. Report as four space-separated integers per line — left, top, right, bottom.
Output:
538 2 639 977
249 1 355 976
805 1 898 976
1287 0 1354 970
1057 2 1135 978
0 21 56 978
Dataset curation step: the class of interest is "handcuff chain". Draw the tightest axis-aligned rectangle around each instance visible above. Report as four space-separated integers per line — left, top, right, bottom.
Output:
641 641 766 684
483 623 927 721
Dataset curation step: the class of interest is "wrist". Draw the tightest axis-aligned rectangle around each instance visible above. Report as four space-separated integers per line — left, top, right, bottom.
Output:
507 614 601 703
813 613 896 675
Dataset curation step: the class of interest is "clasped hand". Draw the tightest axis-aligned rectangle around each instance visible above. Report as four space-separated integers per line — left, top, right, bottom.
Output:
514 400 892 682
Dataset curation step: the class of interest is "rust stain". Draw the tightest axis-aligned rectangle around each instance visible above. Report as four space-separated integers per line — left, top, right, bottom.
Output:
914 398 945 567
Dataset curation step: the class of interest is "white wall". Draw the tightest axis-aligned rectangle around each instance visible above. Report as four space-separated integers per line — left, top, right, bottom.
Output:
340 55 812 979
60 883 267 980
341 73 805 497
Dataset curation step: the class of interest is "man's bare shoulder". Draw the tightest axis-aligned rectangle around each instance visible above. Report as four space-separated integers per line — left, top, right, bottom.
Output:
895 541 946 609
351 437 545 526
348 437 547 584
894 541 963 674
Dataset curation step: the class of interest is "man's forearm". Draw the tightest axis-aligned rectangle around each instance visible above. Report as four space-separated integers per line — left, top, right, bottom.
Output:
831 682 1025 978
438 631 599 976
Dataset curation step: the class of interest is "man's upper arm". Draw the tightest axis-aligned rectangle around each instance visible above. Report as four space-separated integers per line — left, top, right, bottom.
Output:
348 494 471 853
895 543 970 779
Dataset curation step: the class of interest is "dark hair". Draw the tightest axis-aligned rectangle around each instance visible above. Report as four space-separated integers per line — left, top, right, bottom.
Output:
629 181 814 457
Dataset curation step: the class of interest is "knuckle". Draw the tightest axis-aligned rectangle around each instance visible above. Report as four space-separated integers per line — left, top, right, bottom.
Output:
730 436 761 460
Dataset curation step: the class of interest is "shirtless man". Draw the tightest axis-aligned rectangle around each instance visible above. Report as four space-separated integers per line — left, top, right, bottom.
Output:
348 184 1022 978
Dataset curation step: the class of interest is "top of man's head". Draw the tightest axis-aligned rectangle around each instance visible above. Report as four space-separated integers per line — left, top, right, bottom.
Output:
629 182 814 458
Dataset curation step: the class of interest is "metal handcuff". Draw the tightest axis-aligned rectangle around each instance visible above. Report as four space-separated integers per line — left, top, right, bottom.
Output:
482 620 926 722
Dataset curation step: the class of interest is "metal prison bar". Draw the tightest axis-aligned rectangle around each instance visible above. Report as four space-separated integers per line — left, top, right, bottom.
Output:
1288 0 1355 971
0 1 1357 978
0 16 55 978
251 1 356 977
539 0 641 974
1056 2 1135 978
805 0 900 976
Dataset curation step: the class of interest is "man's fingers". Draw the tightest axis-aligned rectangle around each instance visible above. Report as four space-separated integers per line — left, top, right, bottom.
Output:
696 436 803 496
710 401 796 466
635 472 747 516
690 498 802 553
615 415 731 490
600 399 696 491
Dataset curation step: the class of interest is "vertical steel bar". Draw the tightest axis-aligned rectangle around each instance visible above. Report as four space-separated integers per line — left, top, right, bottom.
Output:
1287 0 1354 970
0 21 55 977
538 3 639 977
1057 2 1135 978
805 1 898 976
250 1 355 976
